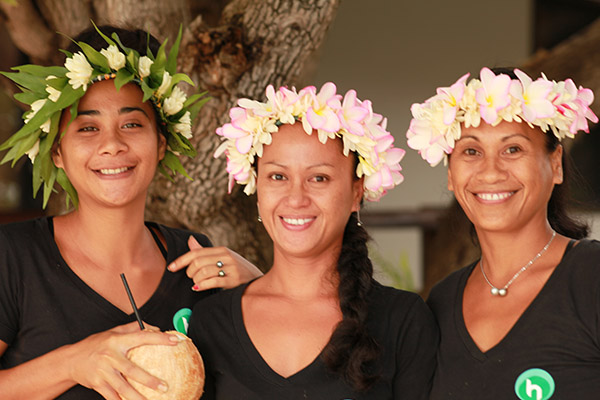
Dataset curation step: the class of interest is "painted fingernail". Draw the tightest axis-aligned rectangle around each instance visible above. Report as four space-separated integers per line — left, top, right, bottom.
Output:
192 284 199 291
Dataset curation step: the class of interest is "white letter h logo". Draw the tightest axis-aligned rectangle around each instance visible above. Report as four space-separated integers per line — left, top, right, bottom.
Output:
526 378 543 400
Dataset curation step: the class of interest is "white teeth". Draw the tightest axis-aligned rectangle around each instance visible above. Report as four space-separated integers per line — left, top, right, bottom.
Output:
477 192 513 201
282 217 313 226
100 167 129 175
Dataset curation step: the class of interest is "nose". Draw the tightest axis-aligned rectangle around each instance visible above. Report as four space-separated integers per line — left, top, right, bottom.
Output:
476 154 508 183
98 129 128 155
286 179 311 208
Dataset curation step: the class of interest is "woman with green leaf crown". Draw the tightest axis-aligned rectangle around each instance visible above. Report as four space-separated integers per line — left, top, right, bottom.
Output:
0 24 261 399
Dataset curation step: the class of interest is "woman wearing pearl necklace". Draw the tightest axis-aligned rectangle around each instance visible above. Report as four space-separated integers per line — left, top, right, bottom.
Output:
407 67 600 399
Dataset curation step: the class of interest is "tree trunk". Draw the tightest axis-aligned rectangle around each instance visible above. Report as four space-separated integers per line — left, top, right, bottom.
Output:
1 0 341 269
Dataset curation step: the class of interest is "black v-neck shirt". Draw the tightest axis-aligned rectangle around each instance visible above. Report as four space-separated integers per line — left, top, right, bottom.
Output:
428 239 600 399
0 217 215 399
189 280 439 400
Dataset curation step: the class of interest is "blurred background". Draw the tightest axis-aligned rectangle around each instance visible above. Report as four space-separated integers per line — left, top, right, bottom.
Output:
1 0 599 295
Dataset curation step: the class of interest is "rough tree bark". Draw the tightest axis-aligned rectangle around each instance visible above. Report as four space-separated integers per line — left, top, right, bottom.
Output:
0 0 342 269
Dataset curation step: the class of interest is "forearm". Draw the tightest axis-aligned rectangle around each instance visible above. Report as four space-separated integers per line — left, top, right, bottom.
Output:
0 343 78 399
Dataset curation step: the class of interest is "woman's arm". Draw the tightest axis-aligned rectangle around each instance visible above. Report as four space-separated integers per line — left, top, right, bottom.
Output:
168 236 263 291
0 323 178 400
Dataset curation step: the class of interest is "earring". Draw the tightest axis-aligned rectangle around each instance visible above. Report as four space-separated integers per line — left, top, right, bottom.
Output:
257 204 262 223
356 209 363 227
258 215 262 223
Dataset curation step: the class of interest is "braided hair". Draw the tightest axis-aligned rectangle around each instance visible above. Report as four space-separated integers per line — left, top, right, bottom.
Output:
321 211 380 392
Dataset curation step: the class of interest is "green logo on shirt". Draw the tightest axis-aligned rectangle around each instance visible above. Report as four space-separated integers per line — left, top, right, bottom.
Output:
515 368 555 400
173 308 192 334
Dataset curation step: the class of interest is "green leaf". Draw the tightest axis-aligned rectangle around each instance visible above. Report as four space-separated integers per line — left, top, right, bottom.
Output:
1 71 46 94
91 21 117 47
126 51 138 72
40 113 61 154
166 25 183 74
59 49 73 58
51 84 85 111
187 95 211 121
41 168 57 209
11 132 41 165
14 91 41 105
46 76 68 90
160 151 192 180
167 133 196 158
38 147 56 183
1 141 22 164
114 69 134 90
183 91 209 108
31 149 48 196
170 72 194 87
145 32 155 60
56 168 78 209
77 42 110 72
0 104 51 150
109 32 134 56
150 38 168 77
12 64 66 78
140 80 156 103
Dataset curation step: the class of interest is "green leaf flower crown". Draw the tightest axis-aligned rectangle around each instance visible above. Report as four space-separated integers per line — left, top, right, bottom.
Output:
0 23 208 208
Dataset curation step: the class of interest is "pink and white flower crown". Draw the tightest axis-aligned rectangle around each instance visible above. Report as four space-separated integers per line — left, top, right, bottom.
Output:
406 67 598 166
214 82 406 201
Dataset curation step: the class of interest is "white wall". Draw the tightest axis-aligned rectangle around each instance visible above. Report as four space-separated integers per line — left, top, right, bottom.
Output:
313 0 534 289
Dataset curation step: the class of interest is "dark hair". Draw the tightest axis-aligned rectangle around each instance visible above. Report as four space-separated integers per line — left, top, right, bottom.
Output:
67 25 160 57
321 211 380 392
544 133 590 238
66 25 168 137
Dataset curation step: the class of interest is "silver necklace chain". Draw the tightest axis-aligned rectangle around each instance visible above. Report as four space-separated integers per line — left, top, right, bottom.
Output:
480 230 556 297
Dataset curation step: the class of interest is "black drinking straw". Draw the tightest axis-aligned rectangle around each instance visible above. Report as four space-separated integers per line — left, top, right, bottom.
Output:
120 273 145 330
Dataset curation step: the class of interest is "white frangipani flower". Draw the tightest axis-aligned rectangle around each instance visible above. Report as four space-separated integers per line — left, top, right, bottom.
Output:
163 86 187 116
25 99 51 133
138 56 153 79
25 139 40 163
100 45 126 70
174 111 193 138
156 71 172 98
65 52 93 90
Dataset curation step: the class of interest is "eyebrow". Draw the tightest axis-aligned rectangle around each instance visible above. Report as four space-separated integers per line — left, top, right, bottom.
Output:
77 107 149 118
459 133 531 142
502 133 531 142
262 161 337 168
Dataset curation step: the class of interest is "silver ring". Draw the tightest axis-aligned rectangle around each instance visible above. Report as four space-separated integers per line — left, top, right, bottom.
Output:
216 260 224 268
218 269 226 277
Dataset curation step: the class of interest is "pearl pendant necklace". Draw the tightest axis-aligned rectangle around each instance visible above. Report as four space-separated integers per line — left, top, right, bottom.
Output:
480 230 556 297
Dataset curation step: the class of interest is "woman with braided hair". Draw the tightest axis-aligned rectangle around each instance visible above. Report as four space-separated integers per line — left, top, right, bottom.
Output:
188 83 439 399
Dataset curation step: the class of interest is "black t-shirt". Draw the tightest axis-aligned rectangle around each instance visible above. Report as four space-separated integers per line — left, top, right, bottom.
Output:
428 239 600 400
189 280 439 400
0 217 215 399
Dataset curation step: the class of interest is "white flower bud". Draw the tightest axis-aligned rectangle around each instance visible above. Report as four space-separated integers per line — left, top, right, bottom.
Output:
138 56 153 79
100 45 126 70
156 71 172 98
65 52 93 90
163 86 187 116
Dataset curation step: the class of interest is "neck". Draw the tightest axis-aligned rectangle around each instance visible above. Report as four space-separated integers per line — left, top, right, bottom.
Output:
55 200 151 270
476 222 556 280
264 248 341 300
